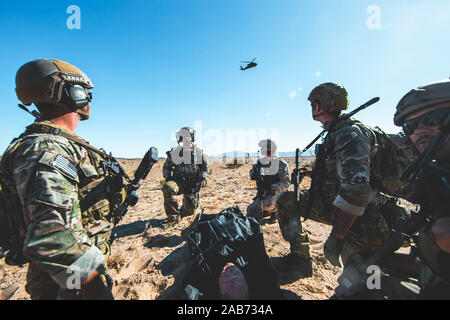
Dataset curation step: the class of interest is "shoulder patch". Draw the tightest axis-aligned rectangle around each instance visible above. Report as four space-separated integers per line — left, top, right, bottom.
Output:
38 152 79 182
52 154 78 180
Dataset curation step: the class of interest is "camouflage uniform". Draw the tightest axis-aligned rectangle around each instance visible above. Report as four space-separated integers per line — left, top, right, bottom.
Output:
276 116 407 263
162 146 208 218
392 80 450 298
0 121 123 299
246 156 290 222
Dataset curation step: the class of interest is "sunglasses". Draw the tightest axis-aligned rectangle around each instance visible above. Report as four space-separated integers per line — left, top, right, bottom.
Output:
402 108 450 135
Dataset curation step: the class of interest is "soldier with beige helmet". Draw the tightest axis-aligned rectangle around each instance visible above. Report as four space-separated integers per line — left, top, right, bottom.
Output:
0 59 127 299
162 127 209 224
275 83 411 279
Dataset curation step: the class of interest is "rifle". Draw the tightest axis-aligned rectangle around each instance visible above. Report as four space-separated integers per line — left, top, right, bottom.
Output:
112 147 159 224
334 208 428 299
292 148 311 202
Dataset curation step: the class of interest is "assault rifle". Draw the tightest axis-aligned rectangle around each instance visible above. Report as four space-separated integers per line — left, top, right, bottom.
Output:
112 147 159 224
333 207 428 299
292 148 310 202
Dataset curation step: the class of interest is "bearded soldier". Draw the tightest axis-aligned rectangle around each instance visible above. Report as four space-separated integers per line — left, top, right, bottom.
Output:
0 59 128 299
162 127 208 223
388 79 450 299
247 139 290 224
275 82 411 278
333 79 450 300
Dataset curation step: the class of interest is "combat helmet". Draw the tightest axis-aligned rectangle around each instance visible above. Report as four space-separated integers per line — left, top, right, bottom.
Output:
15 59 94 119
176 127 196 143
394 79 450 126
308 82 348 113
258 139 277 155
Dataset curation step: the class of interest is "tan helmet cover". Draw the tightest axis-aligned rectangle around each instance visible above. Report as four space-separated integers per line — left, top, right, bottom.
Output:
308 82 348 113
15 59 94 108
394 79 450 126
176 127 196 142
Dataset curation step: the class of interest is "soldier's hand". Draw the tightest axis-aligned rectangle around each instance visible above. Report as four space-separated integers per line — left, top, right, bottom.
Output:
201 178 207 188
290 170 298 184
324 235 344 268
79 271 114 300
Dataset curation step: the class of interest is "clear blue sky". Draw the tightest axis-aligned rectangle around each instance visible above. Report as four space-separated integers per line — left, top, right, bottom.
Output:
1 0 449 158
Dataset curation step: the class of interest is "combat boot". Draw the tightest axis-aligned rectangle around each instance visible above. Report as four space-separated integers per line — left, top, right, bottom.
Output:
272 253 314 278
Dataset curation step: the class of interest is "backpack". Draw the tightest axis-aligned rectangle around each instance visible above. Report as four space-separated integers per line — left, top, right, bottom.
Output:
183 206 282 300
0 178 28 266
369 127 417 196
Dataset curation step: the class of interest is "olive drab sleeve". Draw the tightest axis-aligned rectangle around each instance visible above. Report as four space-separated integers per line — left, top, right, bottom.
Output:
332 124 374 216
7 135 104 289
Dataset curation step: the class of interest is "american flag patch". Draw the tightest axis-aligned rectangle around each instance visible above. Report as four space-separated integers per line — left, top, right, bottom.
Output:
52 154 78 180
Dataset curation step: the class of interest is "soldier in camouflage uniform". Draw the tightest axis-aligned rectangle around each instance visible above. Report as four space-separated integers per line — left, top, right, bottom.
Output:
246 139 290 224
389 79 450 298
275 83 408 277
162 127 208 223
334 79 450 300
0 59 125 299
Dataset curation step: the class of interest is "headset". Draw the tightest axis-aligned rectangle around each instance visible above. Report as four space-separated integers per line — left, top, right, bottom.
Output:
64 83 93 110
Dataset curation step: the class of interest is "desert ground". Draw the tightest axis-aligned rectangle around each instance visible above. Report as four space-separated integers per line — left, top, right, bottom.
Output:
1 158 342 300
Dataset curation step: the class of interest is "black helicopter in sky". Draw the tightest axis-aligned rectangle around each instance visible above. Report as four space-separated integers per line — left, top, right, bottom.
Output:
240 58 257 71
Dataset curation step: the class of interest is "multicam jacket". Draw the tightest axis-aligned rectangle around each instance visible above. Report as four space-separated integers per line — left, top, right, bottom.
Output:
314 116 378 216
0 121 124 288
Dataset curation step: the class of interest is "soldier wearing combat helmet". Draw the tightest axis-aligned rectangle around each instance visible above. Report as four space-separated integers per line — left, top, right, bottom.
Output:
162 127 209 223
391 79 450 298
0 59 129 299
246 139 290 224
274 82 409 278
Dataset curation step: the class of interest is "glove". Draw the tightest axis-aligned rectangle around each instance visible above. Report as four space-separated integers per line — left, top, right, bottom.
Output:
79 271 114 300
200 178 207 188
324 235 345 268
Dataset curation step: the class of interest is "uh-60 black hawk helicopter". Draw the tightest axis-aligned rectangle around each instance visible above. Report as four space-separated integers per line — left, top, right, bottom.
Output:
240 58 257 71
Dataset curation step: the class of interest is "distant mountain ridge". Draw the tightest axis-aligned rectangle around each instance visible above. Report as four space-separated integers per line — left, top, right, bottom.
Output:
210 150 315 158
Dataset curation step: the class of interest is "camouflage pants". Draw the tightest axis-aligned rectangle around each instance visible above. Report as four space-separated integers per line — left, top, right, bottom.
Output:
276 190 407 264
163 180 200 217
246 194 277 223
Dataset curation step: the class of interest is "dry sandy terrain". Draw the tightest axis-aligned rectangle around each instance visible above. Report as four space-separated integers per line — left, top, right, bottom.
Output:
1 158 341 300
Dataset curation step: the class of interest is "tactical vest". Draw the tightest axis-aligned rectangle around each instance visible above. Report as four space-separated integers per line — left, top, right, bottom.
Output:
254 159 284 194
167 147 204 187
0 122 126 265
